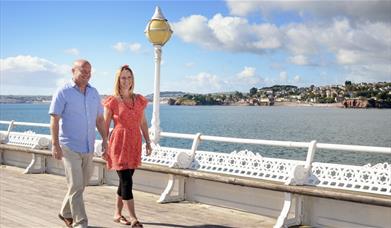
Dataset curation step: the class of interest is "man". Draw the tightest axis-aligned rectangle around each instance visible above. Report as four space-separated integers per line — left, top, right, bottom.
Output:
49 59 107 228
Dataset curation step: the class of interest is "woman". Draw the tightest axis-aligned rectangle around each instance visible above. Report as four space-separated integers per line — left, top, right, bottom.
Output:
103 65 152 227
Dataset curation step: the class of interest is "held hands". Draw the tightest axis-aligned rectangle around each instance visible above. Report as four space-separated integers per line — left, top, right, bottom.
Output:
52 144 63 160
102 152 109 161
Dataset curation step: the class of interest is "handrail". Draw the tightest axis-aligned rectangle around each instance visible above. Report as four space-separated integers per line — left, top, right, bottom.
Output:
0 120 50 128
161 132 391 154
316 143 390 154
1 120 390 154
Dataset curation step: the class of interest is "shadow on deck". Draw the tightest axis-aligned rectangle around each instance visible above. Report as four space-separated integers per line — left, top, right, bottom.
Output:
0 166 276 228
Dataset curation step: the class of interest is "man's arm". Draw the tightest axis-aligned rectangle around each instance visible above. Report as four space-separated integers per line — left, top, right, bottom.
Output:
103 107 112 139
50 114 63 160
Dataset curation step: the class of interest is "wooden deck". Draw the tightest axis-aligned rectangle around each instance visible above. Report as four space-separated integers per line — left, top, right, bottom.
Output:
0 165 276 228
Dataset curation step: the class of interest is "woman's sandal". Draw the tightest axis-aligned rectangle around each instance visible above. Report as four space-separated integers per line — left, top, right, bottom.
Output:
113 215 131 225
130 219 143 228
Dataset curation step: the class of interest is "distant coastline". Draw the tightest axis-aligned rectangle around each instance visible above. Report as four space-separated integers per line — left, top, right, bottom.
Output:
2 81 390 110
0 100 343 108
0 98 343 108
160 82 391 109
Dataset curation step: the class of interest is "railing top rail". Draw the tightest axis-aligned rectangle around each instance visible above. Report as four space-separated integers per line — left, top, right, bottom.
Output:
316 143 391 154
0 120 50 128
161 132 391 154
1 120 391 154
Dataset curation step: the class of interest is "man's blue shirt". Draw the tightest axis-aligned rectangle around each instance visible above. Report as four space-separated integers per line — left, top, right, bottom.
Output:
49 81 103 153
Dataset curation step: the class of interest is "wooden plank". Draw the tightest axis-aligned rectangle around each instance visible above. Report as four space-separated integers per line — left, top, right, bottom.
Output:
0 166 275 228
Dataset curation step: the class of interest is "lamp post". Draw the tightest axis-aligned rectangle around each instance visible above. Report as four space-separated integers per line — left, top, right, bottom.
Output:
145 6 172 144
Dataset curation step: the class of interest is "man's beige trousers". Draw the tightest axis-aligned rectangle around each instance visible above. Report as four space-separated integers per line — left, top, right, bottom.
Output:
60 145 93 228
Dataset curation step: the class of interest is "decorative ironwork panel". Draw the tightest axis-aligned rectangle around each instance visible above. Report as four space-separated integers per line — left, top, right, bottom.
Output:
2 131 50 149
312 162 391 195
191 150 302 183
142 145 188 166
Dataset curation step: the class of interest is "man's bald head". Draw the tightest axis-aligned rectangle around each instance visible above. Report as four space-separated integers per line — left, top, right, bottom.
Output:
73 59 91 69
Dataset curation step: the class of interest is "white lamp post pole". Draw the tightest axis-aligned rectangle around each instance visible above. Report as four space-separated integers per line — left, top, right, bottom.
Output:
151 45 162 143
145 6 172 144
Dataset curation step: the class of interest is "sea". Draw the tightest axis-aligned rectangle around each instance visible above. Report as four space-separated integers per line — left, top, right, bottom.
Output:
1 103 390 166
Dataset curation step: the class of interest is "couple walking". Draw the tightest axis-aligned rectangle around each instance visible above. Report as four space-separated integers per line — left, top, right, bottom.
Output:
49 59 152 228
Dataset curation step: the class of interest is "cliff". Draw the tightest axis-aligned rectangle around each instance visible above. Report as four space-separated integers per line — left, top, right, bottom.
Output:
343 99 369 108
342 98 391 108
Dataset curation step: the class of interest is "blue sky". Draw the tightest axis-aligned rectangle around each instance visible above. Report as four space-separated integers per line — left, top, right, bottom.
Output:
1 0 390 95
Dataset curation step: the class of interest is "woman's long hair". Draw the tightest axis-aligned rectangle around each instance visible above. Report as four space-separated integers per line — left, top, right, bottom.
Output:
113 65 134 97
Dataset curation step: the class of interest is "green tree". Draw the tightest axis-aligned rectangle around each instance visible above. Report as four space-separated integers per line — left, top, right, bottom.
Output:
249 87 257 97
234 91 243 99
345 81 352 86
376 92 388 100
184 94 194 99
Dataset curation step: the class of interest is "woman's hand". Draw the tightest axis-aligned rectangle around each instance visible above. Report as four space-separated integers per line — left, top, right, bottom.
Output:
145 142 152 156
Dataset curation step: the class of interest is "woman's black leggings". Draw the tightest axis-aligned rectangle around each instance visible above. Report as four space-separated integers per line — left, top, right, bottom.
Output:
116 169 135 200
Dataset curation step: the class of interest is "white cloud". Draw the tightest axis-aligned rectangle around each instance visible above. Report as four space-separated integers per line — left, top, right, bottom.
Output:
336 49 360 64
321 19 391 66
113 42 128 52
285 23 318 56
164 68 265 93
290 55 308 65
263 72 302 86
237 66 255 79
344 64 391 83
225 1 260 17
236 66 262 86
173 11 390 82
0 55 70 94
185 62 195 68
113 42 142 53
129 43 142 52
225 0 391 23
208 14 250 47
172 15 219 49
64 48 79 56
293 75 301 83
173 14 282 53
279 71 288 82
162 72 230 94
186 72 221 91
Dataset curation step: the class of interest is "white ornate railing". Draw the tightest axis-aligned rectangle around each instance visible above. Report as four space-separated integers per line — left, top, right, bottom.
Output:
0 120 51 149
1 120 390 228
1 120 390 195
143 131 391 195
